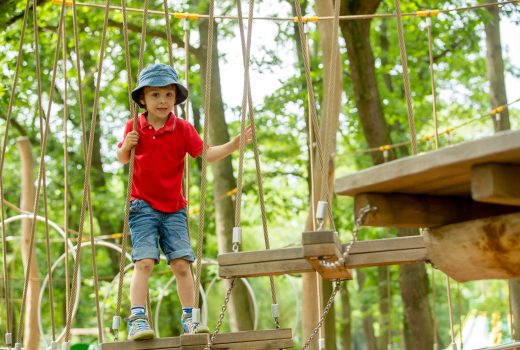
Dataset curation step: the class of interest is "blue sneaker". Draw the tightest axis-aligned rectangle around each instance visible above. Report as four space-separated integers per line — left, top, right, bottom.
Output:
181 315 210 334
128 315 155 340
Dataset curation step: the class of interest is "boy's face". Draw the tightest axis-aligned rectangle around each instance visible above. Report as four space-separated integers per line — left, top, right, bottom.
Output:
140 85 177 120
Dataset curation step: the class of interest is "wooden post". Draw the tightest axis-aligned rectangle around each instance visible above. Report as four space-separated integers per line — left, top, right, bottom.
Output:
17 137 40 350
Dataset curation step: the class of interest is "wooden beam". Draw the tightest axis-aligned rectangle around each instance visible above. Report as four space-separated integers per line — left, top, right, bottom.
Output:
100 329 293 350
471 163 520 206
218 236 428 278
354 193 519 228
335 129 520 197
423 212 520 282
100 336 180 350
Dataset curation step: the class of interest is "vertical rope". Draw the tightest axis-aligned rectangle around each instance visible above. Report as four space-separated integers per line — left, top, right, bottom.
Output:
115 0 137 328
16 0 66 343
0 0 32 342
426 14 439 149
183 15 191 237
163 0 175 66
293 0 336 231
194 0 215 310
509 282 515 340
393 0 417 154
233 0 252 229
61 13 72 341
64 0 111 342
446 276 457 349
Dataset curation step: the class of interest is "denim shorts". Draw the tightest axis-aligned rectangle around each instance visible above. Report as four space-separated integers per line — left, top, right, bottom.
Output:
128 199 195 264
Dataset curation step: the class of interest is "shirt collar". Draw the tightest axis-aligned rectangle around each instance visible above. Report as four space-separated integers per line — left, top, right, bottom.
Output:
139 112 177 132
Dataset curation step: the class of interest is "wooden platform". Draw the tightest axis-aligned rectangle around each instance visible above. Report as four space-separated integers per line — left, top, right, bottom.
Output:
100 328 293 350
218 235 427 279
335 130 520 227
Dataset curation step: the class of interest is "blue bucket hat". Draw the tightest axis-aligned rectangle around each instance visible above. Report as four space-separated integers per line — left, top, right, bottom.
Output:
131 64 188 107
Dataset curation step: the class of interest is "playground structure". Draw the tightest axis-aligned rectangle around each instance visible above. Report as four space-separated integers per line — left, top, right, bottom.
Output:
1 0 520 349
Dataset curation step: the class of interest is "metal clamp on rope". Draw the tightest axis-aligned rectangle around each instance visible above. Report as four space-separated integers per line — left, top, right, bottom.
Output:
319 338 326 350
14 342 22 350
316 201 328 231
61 341 70 350
192 308 201 324
49 341 57 350
112 315 121 341
271 303 280 318
232 227 242 252
5 333 12 347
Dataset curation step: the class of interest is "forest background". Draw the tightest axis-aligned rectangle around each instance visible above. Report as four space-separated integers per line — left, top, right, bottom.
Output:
0 0 519 349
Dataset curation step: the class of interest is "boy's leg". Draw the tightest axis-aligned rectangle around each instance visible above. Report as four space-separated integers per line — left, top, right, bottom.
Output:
169 259 209 334
169 259 195 307
128 259 155 340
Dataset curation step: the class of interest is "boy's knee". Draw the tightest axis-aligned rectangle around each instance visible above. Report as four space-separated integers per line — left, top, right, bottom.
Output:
170 259 191 275
134 258 155 274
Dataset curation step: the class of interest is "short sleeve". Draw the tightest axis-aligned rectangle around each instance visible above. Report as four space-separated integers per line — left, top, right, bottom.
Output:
185 122 204 158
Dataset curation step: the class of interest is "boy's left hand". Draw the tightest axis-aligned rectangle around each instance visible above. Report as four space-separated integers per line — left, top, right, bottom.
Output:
233 125 253 149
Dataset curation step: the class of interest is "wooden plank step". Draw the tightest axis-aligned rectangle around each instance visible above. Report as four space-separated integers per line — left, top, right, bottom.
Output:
181 329 293 350
335 130 520 198
218 236 428 279
424 212 520 282
99 336 181 350
99 329 293 350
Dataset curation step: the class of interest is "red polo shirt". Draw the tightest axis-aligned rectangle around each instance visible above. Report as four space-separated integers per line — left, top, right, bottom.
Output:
118 112 203 212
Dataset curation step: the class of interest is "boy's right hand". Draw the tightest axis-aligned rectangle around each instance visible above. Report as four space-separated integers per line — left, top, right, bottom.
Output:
122 131 139 151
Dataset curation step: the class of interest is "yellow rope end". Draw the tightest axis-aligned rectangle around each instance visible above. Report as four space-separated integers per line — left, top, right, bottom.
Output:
444 127 454 134
51 0 72 5
490 106 505 114
173 12 200 20
226 188 238 197
293 16 318 23
416 10 440 17
379 145 392 152
422 134 433 142
189 208 200 215
111 233 123 239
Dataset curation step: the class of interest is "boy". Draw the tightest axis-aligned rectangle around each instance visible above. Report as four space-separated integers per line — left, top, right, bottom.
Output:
117 63 251 340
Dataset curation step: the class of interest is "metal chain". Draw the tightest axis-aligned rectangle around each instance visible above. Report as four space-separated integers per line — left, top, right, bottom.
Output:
301 282 342 350
204 279 236 350
319 204 378 269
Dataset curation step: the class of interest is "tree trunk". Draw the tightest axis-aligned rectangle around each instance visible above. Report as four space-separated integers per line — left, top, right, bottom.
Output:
398 230 433 350
340 282 352 350
17 137 40 350
377 266 390 350
484 0 510 131
357 270 377 350
198 11 253 331
339 0 393 165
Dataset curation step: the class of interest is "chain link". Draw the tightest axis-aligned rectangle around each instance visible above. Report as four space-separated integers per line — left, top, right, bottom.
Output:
204 278 236 350
319 204 378 269
301 282 342 350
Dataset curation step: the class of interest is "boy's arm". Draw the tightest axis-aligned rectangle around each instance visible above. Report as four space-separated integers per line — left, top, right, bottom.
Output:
117 130 139 164
206 126 252 163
